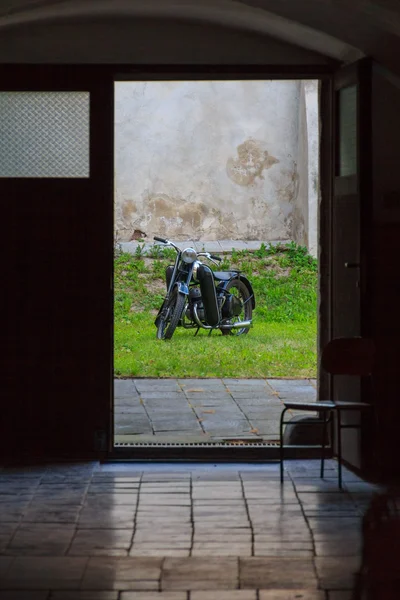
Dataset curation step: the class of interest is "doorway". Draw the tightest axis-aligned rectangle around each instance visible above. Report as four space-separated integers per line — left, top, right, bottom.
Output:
0 61 370 466
113 76 321 453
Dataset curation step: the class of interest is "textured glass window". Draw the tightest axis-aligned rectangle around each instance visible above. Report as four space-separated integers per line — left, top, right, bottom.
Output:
338 85 357 177
0 92 89 177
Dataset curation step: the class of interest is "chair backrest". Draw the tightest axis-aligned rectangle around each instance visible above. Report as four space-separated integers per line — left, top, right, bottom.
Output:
321 337 375 376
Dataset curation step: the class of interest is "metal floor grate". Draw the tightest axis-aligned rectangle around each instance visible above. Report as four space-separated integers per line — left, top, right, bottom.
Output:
114 441 279 448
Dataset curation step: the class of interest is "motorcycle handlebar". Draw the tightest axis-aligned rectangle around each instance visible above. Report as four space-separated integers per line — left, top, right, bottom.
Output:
153 239 221 261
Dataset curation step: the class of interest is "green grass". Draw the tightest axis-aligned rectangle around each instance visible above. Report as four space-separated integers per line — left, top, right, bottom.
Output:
114 241 318 378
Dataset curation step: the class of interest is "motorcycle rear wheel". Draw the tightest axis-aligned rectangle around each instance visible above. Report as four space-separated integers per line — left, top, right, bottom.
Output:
221 278 253 336
156 287 186 340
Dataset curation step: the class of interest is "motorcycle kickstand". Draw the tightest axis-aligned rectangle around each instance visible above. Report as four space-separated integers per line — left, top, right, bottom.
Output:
194 327 200 337
208 329 213 337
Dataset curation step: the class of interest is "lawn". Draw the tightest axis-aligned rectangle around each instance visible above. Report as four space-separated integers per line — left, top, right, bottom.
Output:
114 241 318 378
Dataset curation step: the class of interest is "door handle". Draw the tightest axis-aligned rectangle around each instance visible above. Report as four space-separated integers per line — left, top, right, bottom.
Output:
344 262 360 268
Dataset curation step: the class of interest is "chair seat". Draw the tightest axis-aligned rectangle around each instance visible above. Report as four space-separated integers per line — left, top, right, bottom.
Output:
283 400 371 411
213 271 239 281
283 401 335 411
333 401 371 410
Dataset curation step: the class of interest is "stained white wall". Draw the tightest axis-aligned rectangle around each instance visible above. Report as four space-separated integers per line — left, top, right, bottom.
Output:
305 80 320 257
115 80 318 253
293 80 319 255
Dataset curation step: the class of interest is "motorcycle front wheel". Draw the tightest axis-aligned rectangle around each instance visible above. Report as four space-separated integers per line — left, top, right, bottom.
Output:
221 278 253 336
156 287 186 340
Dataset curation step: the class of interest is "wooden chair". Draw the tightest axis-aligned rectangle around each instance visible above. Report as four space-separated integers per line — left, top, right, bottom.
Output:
279 337 375 488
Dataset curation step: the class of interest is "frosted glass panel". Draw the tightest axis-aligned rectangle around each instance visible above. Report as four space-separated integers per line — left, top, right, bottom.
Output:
338 85 357 177
0 92 89 177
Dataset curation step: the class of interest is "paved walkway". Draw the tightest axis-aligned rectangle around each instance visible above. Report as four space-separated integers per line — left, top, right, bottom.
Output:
0 460 384 598
114 378 317 444
119 238 291 255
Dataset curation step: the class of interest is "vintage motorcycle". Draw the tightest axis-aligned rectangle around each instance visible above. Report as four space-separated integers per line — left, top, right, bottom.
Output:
153 236 256 340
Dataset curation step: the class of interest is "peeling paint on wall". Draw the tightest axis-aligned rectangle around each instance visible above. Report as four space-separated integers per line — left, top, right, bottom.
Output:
148 194 209 238
226 138 279 186
272 165 300 205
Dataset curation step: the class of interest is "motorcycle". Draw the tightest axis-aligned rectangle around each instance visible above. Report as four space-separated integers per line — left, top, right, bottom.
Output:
153 236 256 340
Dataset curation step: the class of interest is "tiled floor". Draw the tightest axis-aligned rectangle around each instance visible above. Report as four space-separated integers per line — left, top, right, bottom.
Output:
114 378 317 444
0 460 385 599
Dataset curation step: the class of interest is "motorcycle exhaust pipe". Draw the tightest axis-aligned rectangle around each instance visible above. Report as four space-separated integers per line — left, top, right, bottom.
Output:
220 320 252 328
193 304 252 330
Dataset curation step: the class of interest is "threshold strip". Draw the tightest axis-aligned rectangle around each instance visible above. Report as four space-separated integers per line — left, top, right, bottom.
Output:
114 441 279 447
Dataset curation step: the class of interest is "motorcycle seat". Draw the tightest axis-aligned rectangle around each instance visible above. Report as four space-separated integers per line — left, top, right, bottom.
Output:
213 271 239 281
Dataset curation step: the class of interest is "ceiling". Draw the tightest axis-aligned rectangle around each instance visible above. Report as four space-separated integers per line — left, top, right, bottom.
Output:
0 0 399 73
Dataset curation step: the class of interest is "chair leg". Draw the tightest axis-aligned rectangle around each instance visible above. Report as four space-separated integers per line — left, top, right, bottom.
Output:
279 408 287 484
337 409 342 489
320 410 328 479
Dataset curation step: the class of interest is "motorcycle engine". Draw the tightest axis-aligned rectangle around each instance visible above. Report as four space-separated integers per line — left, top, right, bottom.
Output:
222 293 243 318
186 287 205 321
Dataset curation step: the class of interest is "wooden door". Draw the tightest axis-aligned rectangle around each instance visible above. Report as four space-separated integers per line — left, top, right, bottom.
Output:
331 58 372 469
0 66 114 458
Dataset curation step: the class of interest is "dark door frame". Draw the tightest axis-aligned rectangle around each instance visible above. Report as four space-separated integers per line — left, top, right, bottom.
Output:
109 64 336 460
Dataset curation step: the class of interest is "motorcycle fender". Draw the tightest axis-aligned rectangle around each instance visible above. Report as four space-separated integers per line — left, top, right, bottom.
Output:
222 274 256 309
154 282 188 327
165 265 174 291
176 282 189 295
154 299 167 327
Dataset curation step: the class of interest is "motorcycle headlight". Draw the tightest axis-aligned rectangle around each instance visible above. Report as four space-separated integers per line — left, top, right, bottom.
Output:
182 248 197 264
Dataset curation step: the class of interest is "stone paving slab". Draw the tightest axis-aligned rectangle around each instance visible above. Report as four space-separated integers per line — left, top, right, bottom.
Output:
162 557 239 590
191 593 257 600
0 592 50 600
240 557 318 589
114 377 316 444
315 556 361 590
120 594 186 600
258 593 325 600
0 557 89 589
81 557 163 589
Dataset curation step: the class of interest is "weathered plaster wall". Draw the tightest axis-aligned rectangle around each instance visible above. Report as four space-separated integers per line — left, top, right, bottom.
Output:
293 81 309 248
304 80 320 257
292 80 319 254
114 80 318 252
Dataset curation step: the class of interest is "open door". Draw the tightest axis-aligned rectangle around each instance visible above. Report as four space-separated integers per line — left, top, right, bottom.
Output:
331 58 372 470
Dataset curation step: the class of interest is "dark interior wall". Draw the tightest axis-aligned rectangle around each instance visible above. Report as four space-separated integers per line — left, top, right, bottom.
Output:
370 63 400 477
0 18 332 64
